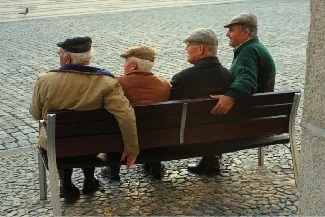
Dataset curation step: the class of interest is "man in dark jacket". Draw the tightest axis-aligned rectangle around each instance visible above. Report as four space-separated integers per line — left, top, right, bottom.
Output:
170 28 233 174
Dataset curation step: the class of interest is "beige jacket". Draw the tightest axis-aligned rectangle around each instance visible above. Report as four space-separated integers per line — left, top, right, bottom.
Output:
30 69 139 156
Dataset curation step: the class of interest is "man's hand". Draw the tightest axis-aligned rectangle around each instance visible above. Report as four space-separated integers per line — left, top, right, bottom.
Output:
210 95 234 115
120 151 137 169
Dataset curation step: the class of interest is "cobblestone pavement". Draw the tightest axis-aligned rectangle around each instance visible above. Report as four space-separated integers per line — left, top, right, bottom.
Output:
0 0 309 215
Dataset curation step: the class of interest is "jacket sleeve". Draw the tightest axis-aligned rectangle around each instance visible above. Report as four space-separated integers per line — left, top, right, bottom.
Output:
103 80 139 156
29 76 43 120
225 51 259 102
169 72 182 100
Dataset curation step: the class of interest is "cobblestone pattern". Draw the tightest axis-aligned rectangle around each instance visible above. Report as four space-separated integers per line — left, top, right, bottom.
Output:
0 0 308 151
0 0 248 22
0 0 308 215
0 147 298 216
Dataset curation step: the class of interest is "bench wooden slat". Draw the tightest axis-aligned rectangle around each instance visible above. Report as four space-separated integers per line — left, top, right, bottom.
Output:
55 128 181 158
246 90 299 106
51 103 184 125
184 116 289 144
186 90 298 113
54 134 290 168
186 103 292 126
55 115 182 138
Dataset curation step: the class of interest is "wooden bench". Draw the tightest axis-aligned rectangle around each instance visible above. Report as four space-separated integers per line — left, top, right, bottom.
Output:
37 90 301 215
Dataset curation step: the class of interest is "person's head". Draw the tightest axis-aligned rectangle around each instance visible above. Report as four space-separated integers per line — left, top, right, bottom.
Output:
224 13 258 48
183 28 218 64
120 45 155 74
57 36 93 66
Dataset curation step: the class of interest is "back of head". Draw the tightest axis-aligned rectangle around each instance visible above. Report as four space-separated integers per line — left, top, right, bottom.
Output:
224 13 258 37
57 36 93 65
120 45 155 71
183 28 218 54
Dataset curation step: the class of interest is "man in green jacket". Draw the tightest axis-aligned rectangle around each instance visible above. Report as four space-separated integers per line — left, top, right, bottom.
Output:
189 13 276 174
211 13 276 114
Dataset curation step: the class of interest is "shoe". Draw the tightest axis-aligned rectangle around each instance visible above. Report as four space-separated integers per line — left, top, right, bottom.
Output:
149 162 164 180
101 165 121 181
187 155 221 175
187 164 220 175
142 163 150 172
59 183 80 198
82 177 100 194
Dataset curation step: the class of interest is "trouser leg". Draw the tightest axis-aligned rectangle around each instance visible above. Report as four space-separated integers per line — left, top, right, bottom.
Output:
58 168 80 198
82 167 100 194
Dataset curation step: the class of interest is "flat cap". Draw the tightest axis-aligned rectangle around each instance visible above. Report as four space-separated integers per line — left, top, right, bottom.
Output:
224 13 257 28
183 28 218 45
120 45 155 62
57 36 92 53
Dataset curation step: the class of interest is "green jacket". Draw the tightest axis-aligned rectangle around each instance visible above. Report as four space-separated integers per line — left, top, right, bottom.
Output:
226 38 276 102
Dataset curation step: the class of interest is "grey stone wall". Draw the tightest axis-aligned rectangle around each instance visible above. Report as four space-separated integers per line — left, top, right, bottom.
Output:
299 0 325 215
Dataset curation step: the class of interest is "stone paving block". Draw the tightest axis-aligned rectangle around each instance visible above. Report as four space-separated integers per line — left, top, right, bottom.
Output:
17 140 31 147
4 142 19 149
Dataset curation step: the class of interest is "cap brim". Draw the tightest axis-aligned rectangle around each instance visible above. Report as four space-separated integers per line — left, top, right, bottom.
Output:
224 23 237 28
56 42 64 47
120 53 127 58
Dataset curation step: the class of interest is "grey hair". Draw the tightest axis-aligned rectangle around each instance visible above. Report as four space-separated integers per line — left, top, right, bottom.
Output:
63 48 94 65
239 25 258 38
206 44 218 55
127 56 154 71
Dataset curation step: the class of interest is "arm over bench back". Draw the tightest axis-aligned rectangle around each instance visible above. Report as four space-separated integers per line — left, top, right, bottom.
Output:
48 90 300 158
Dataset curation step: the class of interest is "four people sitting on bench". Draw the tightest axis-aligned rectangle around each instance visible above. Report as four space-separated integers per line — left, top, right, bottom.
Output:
30 12 276 197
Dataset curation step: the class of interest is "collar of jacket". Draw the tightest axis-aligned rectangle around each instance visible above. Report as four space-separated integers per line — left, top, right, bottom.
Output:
55 64 114 78
234 37 260 54
124 69 154 76
194 56 221 66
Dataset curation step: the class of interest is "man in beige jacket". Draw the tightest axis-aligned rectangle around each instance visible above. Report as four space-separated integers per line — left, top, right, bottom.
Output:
30 36 139 198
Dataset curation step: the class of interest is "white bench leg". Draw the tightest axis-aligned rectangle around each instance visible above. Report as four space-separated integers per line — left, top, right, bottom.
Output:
47 114 62 216
38 152 47 200
289 94 301 187
258 147 264 166
289 139 300 187
47 154 62 216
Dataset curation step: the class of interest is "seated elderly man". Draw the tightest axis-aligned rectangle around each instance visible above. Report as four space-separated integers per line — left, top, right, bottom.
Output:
30 36 139 198
101 45 170 180
170 28 233 175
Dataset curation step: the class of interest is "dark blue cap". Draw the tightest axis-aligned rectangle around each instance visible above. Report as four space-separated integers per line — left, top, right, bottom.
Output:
57 36 92 53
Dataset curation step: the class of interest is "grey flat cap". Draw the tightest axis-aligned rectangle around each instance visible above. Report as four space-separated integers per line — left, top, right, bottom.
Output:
224 13 257 28
183 28 218 45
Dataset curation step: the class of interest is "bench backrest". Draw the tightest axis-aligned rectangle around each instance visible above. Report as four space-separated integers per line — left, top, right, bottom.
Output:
48 90 300 158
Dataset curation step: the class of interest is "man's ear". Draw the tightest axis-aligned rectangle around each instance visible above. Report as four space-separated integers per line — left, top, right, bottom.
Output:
66 54 72 64
131 61 137 70
198 44 204 55
243 29 250 37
